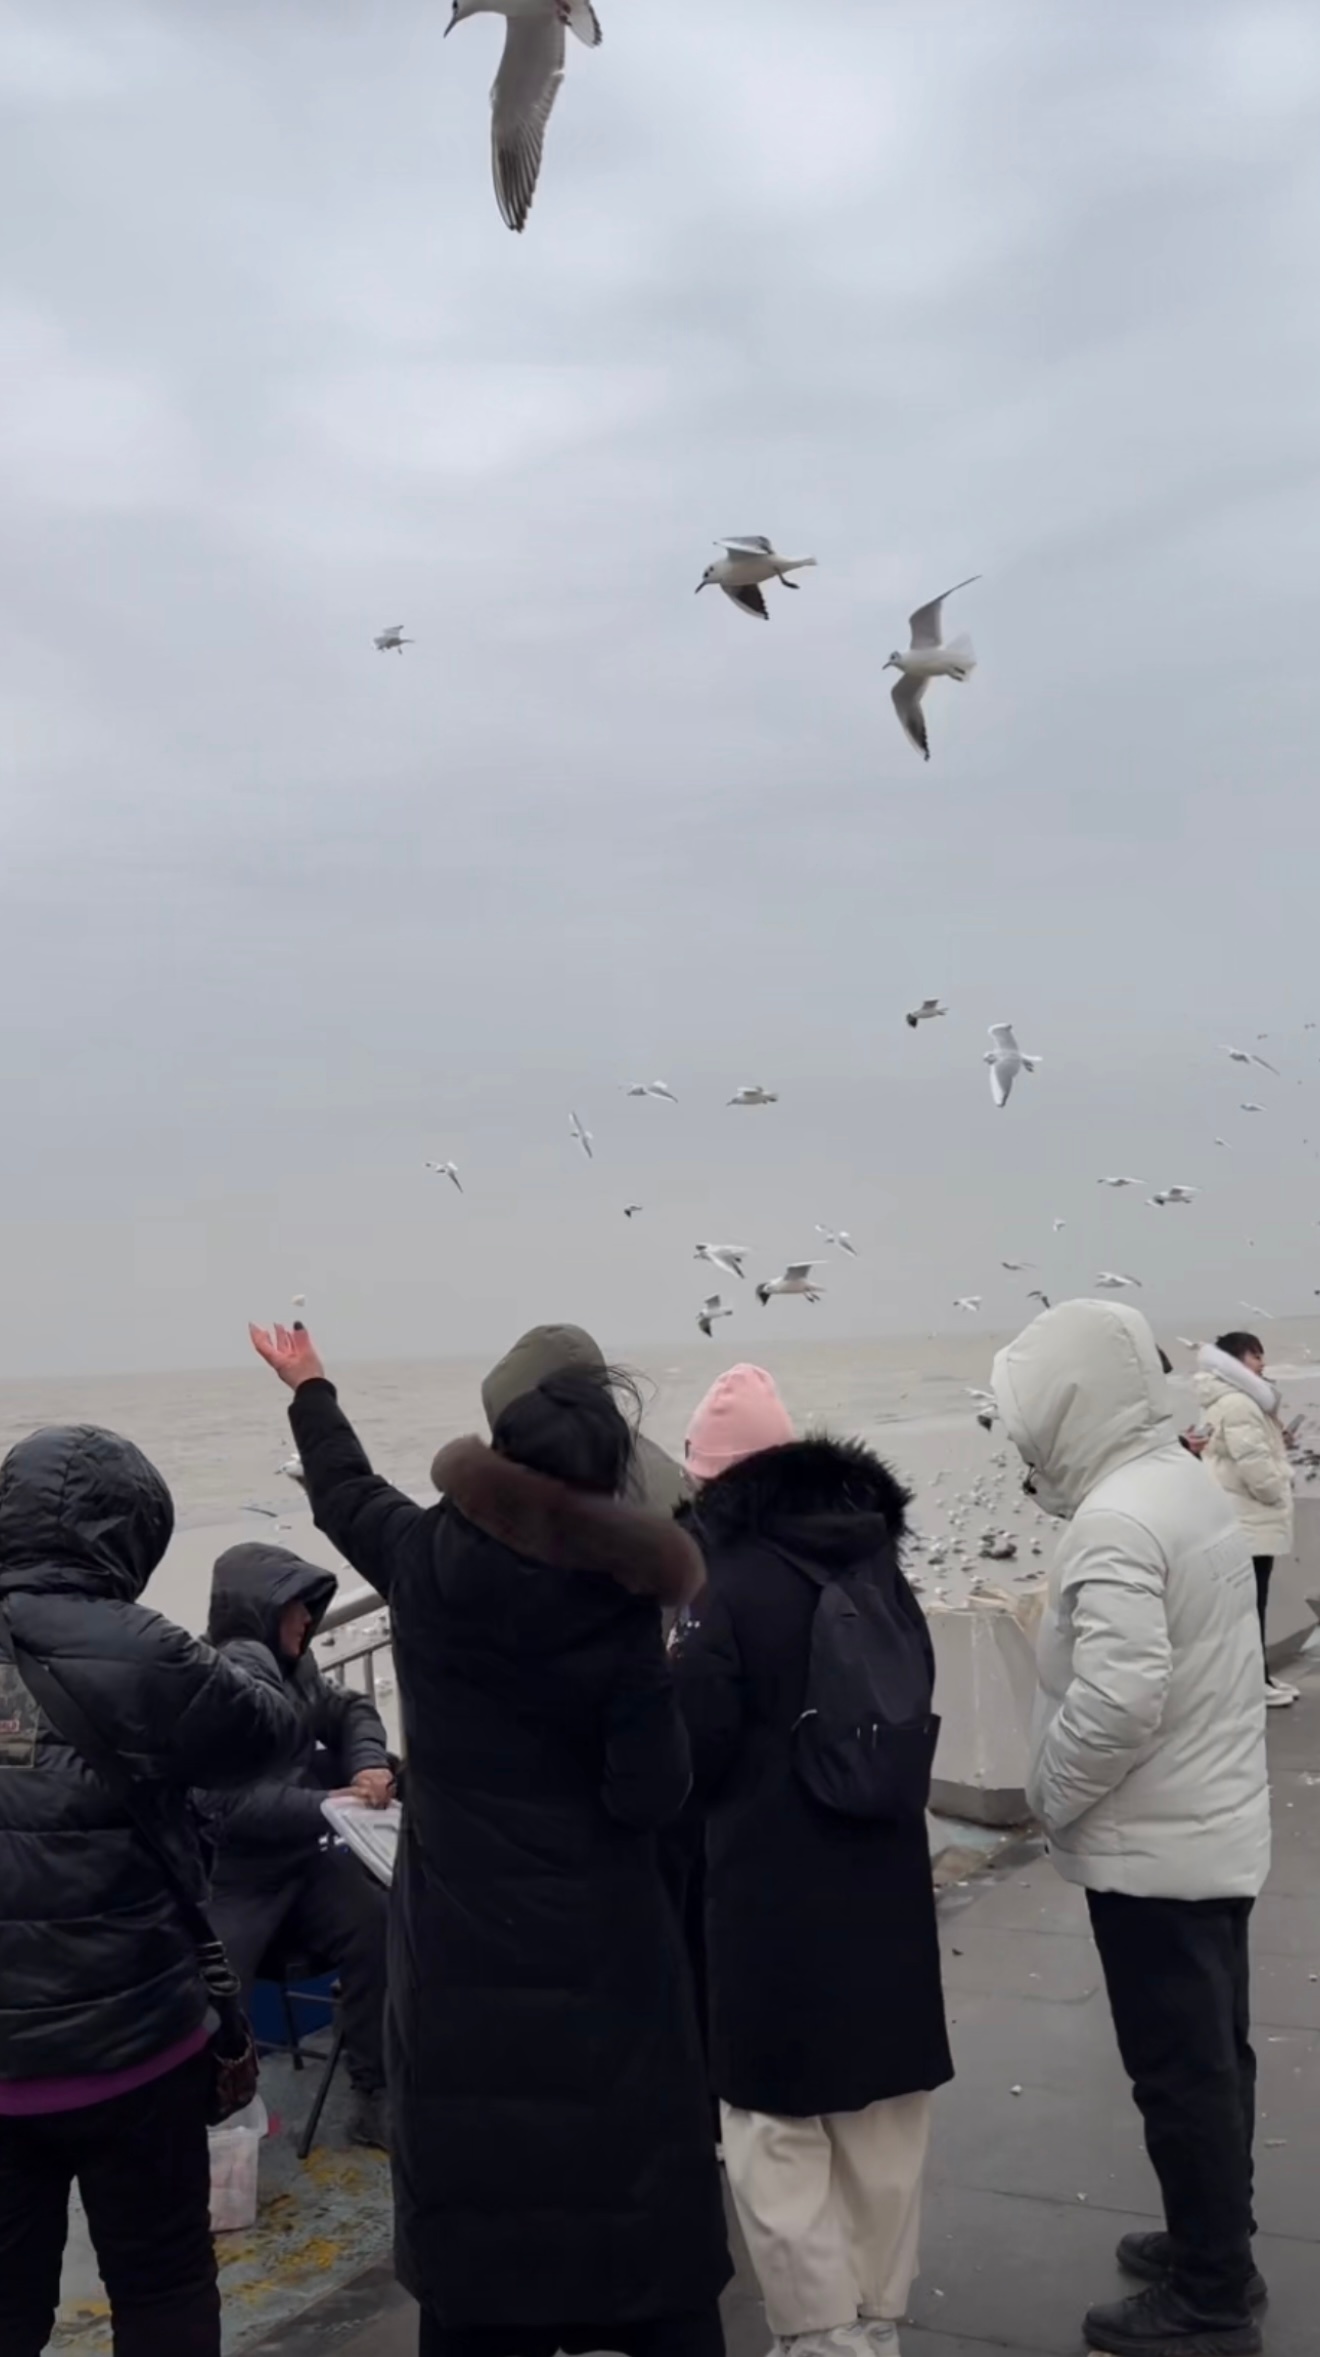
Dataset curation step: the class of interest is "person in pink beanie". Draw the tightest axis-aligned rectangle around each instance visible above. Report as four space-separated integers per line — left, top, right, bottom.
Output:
684 1365 796 1483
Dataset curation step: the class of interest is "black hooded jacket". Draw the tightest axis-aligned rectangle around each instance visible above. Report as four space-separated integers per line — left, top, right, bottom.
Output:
198 1542 390 1889
672 1435 954 2117
0 1426 298 2083
286 1376 731 2331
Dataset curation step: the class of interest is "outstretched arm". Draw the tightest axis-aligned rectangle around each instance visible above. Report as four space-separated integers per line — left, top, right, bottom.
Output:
250 1323 427 1600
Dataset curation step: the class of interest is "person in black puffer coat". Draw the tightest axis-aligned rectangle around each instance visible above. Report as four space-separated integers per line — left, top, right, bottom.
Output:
670 1368 952 2357
198 1542 393 2150
0 1423 298 2357
249 1318 732 2357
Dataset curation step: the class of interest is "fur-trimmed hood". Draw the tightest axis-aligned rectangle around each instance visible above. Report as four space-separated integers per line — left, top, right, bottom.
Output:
691 1434 911 1574
433 1437 704 1615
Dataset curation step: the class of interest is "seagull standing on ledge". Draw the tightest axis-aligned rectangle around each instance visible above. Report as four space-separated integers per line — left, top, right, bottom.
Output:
445 0 602 235
696 538 818 620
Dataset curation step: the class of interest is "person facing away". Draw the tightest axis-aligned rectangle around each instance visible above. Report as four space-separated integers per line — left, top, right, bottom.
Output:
478 1319 690 1514
196 1542 394 2151
670 1366 952 2357
993 1299 1269 2357
1193 1332 1298 1708
0 1424 299 2357
249 1318 732 2357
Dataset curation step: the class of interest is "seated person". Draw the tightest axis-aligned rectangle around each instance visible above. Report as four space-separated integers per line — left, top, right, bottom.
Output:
196 1542 393 2149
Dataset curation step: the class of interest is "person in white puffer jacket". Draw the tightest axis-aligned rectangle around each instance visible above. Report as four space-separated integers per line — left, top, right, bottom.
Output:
993 1298 1269 2357
1193 1332 1297 1708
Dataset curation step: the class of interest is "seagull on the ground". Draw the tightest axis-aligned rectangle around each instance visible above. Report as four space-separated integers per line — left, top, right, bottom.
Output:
696 537 817 620
984 1022 1041 1108
696 1295 733 1339
756 1262 824 1305
954 1295 982 1313
885 576 979 760
425 1160 463 1192
1225 1045 1279 1076
728 1084 778 1106
1096 1271 1143 1290
1027 1289 1052 1308
626 1080 677 1102
623 1203 643 1219
906 998 947 1029
374 624 412 652
816 1226 859 1256
1097 1175 1146 1189
569 1110 593 1159
445 0 602 236
1148 1185 1199 1207
696 1243 749 1281
278 1455 306 1487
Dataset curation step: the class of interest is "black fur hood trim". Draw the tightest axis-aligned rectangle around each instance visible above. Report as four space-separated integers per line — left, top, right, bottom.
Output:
433 1437 704 1608
691 1434 911 1547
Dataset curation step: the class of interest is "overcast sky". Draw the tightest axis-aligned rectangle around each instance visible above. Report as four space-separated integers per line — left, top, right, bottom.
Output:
3 0 1320 1378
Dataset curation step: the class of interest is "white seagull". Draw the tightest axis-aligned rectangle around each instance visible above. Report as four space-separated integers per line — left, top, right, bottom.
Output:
1027 1288 1052 1308
885 576 980 760
1240 1101 1265 1113
985 1022 1041 1108
696 1243 749 1281
625 1080 678 1103
728 1084 778 1107
816 1226 859 1256
623 1203 643 1219
697 1295 733 1339
374 624 412 652
906 997 947 1029
696 537 817 620
445 0 602 235
1052 1217 1067 1233
425 1159 463 1192
569 1110 593 1159
1096 1271 1143 1290
1225 1045 1279 1076
1147 1185 1200 1207
1001 1259 1036 1272
954 1295 982 1313
756 1262 824 1305
1097 1175 1146 1189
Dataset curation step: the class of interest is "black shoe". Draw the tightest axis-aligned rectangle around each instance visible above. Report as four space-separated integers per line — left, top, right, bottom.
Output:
346 2087 391 2153
1084 2285 1261 2356
1116 2234 1268 2311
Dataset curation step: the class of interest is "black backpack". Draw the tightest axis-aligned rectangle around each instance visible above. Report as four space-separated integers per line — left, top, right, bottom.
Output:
782 1548 940 1822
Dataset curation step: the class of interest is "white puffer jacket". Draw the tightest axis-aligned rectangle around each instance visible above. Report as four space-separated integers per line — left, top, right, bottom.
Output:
1193 1347 1294 1558
992 1299 1269 1901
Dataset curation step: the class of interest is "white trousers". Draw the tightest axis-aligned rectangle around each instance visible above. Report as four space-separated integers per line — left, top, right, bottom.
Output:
721 2092 932 2337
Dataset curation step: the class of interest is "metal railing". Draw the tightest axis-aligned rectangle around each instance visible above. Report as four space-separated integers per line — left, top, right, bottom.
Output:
314 1583 398 1742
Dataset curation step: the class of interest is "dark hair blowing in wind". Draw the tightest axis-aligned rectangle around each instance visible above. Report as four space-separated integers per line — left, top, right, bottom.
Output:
490 1365 642 1497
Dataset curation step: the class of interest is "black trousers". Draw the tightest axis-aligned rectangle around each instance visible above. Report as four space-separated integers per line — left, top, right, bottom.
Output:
0 2050 218 2357
1088 1890 1257 2321
213 1842 387 2091
417 2306 726 2357
1252 1556 1273 1664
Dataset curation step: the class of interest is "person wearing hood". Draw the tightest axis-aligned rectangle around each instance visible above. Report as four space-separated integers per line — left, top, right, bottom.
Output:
249 1320 731 2357
198 1542 394 2150
993 1301 1270 2357
670 1367 952 2357
1193 1334 1298 1708
0 1424 300 2357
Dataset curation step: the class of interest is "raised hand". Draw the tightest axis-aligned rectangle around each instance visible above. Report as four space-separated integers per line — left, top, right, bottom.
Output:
249 1321 327 1391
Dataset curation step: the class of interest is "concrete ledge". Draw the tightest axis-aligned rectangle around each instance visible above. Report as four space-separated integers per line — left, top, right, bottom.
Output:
928 1602 1038 1826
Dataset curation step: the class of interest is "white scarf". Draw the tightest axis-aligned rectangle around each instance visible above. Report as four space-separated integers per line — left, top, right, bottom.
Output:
1197 1343 1280 1419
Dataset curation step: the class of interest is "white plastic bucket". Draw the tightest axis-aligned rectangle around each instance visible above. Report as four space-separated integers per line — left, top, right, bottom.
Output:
207 2094 269 2234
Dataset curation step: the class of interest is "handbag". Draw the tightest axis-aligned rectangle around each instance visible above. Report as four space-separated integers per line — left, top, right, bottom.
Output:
0 1605 259 2124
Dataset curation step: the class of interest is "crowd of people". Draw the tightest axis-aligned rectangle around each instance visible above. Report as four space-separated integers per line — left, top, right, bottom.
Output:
0 1300 1295 2357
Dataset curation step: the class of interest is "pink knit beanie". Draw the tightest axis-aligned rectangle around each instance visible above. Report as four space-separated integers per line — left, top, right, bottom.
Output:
684 1364 795 1482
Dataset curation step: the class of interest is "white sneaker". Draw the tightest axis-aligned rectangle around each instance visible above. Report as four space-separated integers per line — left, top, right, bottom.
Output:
1265 1679 1299 1708
859 2324 902 2357
775 2329 876 2357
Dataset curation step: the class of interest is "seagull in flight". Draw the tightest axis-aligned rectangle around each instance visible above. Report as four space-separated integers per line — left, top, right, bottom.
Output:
1240 1101 1265 1113
696 537 817 620
1052 1217 1067 1233
374 624 412 652
569 1110 593 1160
816 1226 859 1256
1001 1259 1036 1272
425 1159 463 1192
1148 1185 1200 1207
953 1295 982 1314
1225 1045 1279 1076
1097 1175 1146 1189
623 1204 643 1219
985 1022 1041 1108
445 0 602 235
1027 1289 1052 1308
1096 1270 1143 1290
906 997 947 1029
728 1084 778 1106
625 1080 677 1103
885 577 979 760
756 1261 824 1305
697 1295 733 1339
696 1243 749 1281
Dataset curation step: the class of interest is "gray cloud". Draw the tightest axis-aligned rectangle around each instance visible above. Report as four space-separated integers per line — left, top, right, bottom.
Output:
2 0 1320 1375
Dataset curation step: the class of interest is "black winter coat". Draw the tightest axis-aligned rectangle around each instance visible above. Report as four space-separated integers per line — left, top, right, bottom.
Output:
288 1378 732 2331
672 1436 953 2119
198 1541 390 1891
0 1425 298 2082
